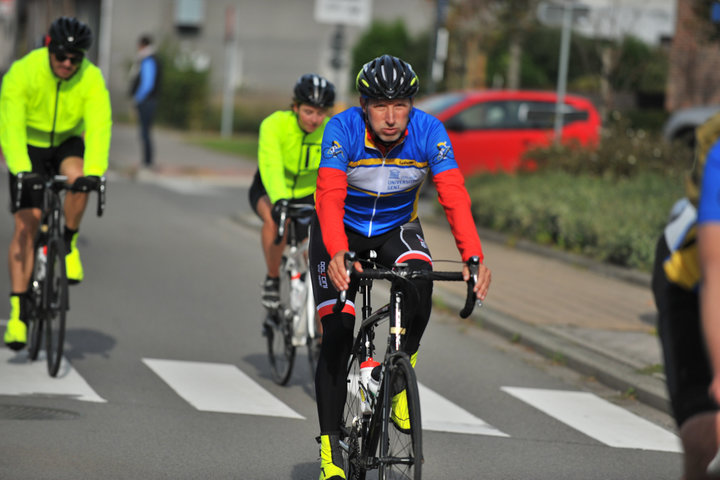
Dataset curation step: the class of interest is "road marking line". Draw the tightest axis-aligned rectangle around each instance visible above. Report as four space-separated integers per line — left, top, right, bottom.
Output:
143 358 304 419
347 372 507 437
502 386 681 452
0 348 106 403
419 382 509 436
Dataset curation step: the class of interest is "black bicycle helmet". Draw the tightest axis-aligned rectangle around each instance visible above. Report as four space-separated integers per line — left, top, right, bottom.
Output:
356 55 419 99
48 16 93 54
293 74 336 108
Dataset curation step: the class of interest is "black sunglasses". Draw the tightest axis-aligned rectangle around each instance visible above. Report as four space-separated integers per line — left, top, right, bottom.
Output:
53 51 83 65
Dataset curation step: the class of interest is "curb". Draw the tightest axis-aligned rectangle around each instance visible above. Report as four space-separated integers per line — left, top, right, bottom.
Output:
436 284 670 414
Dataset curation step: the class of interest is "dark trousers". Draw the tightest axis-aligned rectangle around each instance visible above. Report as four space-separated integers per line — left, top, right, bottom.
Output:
137 98 157 167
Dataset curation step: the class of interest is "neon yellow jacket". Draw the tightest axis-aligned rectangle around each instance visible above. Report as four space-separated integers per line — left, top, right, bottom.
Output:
257 110 328 204
0 47 112 176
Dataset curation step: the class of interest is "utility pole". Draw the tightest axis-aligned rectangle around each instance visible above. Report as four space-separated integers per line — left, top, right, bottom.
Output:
537 1 589 142
427 0 449 95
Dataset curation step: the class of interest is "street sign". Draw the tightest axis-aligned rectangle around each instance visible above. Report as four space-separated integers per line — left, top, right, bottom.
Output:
537 1 589 27
314 0 371 27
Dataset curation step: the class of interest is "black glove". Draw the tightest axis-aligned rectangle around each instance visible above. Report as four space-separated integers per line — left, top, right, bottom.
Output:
72 175 101 192
271 199 289 224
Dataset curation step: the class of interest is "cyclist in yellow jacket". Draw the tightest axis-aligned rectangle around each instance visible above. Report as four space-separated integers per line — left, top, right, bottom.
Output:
0 17 112 350
248 74 335 309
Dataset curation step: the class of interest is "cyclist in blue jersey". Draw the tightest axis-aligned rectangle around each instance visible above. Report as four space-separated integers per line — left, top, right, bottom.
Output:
308 54 491 480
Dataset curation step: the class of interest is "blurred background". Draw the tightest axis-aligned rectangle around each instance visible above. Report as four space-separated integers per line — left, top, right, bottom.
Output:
0 0 718 273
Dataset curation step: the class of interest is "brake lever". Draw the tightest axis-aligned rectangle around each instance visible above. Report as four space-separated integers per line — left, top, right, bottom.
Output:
333 251 356 313
459 256 480 318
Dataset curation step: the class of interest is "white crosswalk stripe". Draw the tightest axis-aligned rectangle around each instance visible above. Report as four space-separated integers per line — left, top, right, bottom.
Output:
0 349 681 452
419 382 508 436
502 386 682 452
0 349 105 403
143 358 304 419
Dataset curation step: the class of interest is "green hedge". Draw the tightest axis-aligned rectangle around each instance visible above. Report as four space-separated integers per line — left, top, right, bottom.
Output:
466 171 684 271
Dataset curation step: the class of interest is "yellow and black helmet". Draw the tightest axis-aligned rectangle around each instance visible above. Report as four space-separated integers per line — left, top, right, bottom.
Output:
356 55 419 99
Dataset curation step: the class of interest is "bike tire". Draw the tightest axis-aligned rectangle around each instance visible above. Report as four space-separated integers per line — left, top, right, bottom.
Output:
378 354 422 480
341 353 368 480
27 242 46 361
27 317 43 361
266 310 296 385
44 236 68 377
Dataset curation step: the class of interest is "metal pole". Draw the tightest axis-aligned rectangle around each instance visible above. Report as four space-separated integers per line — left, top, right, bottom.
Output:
221 6 237 138
427 0 448 94
554 4 572 143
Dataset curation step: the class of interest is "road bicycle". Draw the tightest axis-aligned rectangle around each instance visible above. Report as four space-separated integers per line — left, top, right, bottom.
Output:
17 172 106 377
264 200 321 386
335 251 480 480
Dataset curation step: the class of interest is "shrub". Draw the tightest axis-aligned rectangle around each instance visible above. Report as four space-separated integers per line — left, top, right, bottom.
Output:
156 44 211 130
465 170 684 271
528 112 693 179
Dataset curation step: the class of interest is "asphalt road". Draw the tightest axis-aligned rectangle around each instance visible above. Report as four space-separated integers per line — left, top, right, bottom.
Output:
0 174 684 479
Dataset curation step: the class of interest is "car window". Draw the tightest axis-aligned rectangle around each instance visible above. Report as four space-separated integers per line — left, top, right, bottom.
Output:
445 98 590 131
450 101 515 129
415 93 465 115
519 101 588 128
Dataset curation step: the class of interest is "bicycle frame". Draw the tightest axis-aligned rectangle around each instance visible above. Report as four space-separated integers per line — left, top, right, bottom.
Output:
276 203 316 346
337 253 480 478
265 201 320 385
17 173 106 376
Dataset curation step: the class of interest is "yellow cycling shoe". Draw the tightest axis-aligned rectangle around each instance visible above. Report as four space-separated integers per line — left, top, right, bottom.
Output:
4 295 27 351
65 234 84 284
318 434 345 480
390 351 417 432
4 318 27 351
391 389 411 432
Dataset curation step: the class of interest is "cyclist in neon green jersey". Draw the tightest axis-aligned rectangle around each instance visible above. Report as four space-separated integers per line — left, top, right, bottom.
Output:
248 74 335 310
0 16 111 350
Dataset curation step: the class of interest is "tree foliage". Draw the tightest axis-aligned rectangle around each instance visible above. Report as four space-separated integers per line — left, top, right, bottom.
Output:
692 0 720 42
350 20 430 93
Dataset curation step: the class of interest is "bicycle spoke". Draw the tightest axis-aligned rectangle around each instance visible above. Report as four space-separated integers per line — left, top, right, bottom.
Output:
342 356 369 480
379 356 422 480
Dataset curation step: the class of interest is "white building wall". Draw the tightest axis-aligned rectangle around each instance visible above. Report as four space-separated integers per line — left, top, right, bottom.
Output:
105 0 434 114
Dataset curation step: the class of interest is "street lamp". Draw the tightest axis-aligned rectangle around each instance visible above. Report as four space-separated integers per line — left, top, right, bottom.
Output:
537 1 590 142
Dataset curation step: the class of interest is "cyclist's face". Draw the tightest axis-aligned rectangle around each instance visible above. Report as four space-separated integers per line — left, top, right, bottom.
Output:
363 98 412 143
294 104 328 134
49 51 82 79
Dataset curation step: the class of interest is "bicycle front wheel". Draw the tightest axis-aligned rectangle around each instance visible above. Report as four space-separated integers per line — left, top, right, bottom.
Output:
379 354 422 480
44 237 68 377
266 311 296 385
341 354 367 480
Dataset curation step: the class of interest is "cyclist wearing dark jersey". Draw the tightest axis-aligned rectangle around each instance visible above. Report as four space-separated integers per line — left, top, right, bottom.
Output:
652 112 720 478
309 55 491 480
0 17 111 351
248 74 335 310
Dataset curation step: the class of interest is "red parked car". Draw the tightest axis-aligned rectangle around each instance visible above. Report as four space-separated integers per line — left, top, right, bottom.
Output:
415 90 601 175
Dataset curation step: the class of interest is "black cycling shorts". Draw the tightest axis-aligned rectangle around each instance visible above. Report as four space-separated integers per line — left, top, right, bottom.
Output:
652 234 719 427
247 169 314 219
8 136 84 213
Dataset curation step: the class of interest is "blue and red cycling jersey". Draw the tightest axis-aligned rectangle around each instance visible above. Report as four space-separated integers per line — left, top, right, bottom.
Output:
316 106 483 262
699 139 720 225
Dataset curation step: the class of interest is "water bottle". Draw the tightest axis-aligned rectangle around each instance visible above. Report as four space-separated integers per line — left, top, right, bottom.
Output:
36 245 47 280
359 384 372 415
360 358 381 396
368 365 382 397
